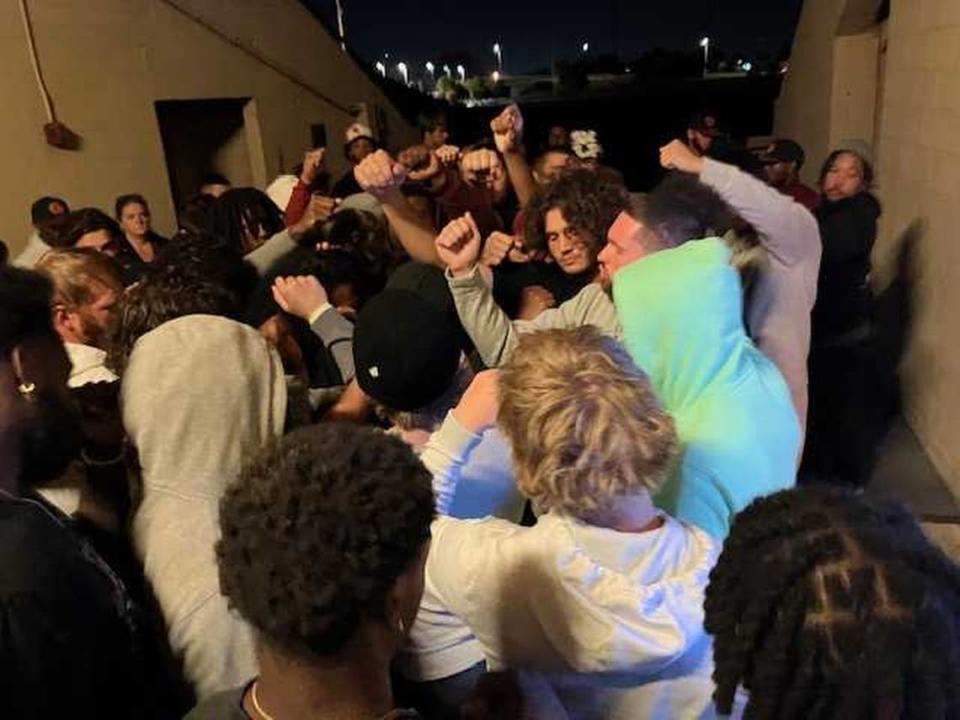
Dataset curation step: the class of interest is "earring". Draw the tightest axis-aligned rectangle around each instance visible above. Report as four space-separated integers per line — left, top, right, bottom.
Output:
17 382 37 401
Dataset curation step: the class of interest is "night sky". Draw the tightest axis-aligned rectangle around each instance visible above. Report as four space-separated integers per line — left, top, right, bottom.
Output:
304 0 803 76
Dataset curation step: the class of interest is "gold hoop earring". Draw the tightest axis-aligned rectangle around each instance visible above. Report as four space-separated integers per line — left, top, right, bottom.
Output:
17 382 37 401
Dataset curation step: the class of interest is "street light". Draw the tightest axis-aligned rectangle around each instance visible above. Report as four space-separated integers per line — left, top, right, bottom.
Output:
397 62 409 85
699 36 711 72
493 42 503 73
425 61 435 83
375 61 386 77
443 64 452 78
456 64 466 82
581 41 590 53
492 70 501 83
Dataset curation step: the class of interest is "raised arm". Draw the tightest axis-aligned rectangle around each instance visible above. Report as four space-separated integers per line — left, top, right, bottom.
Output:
491 104 536 208
354 150 441 266
660 139 820 266
272 275 355 383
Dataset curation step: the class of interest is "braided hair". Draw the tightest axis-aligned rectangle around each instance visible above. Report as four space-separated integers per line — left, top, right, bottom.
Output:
705 487 960 720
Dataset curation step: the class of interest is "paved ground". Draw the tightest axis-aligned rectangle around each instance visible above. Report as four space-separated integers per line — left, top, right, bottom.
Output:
867 418 960 559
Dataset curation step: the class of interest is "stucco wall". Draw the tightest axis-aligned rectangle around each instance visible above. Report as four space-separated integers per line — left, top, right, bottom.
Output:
873 0 960 496
0 0 416 253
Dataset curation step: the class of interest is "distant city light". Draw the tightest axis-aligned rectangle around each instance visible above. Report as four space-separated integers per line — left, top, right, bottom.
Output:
456 64 466 82
375 61 386 76
742 61 753 72
397 62 409 84
492 70 501 83
493 42 503 73
443 64 452 78
699 37 710 48
582 41 590 53
425 61 435 80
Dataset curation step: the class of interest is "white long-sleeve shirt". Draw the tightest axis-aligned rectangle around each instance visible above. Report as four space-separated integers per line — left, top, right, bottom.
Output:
403 412 721 717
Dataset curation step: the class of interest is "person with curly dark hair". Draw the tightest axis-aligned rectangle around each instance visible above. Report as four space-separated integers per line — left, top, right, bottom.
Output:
704 486 960 719
186 423 434 720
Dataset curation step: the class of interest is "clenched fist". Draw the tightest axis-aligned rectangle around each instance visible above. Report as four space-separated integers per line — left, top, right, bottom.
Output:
354 149 408 200
490 104 524 154
659 139 705 175
272 275 329 321
300 148 326 185
436 144 461 166
435 212 483 277
461 148 507 199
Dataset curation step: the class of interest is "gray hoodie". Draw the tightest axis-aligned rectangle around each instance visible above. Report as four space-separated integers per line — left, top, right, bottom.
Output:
122 315 287 698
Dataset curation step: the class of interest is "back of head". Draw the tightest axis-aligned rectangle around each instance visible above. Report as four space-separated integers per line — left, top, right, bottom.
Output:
705 486 960 719
524 167 630 254
105 251 239 374
30 195 69 226
35 248 123 310
216 423 434 660
353 287 462 417
497 326 676 518
643 173 732 249
0 266 55 356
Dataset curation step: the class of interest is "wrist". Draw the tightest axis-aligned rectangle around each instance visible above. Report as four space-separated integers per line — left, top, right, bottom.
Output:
450 262 478 279
306 302 333 325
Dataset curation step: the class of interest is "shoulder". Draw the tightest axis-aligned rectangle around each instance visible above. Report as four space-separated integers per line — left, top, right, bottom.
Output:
184 684 250 720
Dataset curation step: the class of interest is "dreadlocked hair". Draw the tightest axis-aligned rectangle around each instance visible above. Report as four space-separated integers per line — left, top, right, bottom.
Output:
704 486 960 720
206 187 284 255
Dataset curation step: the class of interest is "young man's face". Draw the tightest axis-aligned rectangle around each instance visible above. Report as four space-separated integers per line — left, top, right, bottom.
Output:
56 283 118 348
764 161 794 189
545 208 595 275
75 229 118 257
598 212 650 288
348 138 376 165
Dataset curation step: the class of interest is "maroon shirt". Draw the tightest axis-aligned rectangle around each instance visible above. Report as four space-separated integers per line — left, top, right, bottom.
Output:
785 182 821 212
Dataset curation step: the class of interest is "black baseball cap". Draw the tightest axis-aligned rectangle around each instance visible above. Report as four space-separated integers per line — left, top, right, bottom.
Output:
760 139 806 169
353 288 462 411
688 111 722 137
30 196 69 225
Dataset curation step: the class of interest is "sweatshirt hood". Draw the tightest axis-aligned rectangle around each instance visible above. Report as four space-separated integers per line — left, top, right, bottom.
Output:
122 314 287 500
612 238 747 413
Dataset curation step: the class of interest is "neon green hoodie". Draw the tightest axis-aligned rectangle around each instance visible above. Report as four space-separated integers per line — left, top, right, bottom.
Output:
613 238 800 539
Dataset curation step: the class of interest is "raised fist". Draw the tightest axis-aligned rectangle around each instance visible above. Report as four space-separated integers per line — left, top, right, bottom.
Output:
300 148 326 185
436 144 461 166
354 149 408 200
461 149 508 201
435 212 483 276
272 275 329 321
490 104 524 154
480 231 517 268
659 139 705 175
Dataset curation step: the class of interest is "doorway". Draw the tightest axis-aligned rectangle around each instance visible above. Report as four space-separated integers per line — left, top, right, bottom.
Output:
154 98 262 210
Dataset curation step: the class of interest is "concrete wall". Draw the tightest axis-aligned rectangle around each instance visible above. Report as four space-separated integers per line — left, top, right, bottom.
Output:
778 0 960 497
873 0 960 496
0 0 416 253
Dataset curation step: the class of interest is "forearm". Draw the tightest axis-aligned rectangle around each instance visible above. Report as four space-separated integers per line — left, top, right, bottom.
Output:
284 180 311 227
309 305 355 383
700 158 814 265
421 412 484 515
381 189 441 266
503 151 535 208
449 266 522 367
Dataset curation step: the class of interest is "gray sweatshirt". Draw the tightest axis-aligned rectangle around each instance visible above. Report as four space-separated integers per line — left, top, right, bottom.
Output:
122 315 288 698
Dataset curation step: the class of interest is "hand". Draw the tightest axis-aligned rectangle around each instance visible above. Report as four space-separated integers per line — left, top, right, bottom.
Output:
259 314 307 379
490 104 524 154
301 148 326 185
435 212 483 277
272 275 329 321
659 139 705 175
354 149 408 201
290 195 339 239
480 232 517 268
436 144 461 166
452 370 500 434
461 149 505 190
399 144 442 182
517 285 555 320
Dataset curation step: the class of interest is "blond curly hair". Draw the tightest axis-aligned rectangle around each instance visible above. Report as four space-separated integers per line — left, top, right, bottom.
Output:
497 326 677 517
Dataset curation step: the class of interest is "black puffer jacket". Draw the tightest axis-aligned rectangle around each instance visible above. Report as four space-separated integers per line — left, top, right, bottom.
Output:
813 191 881 340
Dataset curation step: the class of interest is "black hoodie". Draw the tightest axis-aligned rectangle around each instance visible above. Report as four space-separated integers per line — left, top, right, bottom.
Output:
813 191 882 340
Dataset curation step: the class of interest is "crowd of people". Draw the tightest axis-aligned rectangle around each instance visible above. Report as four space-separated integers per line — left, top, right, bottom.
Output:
1 101 958 720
